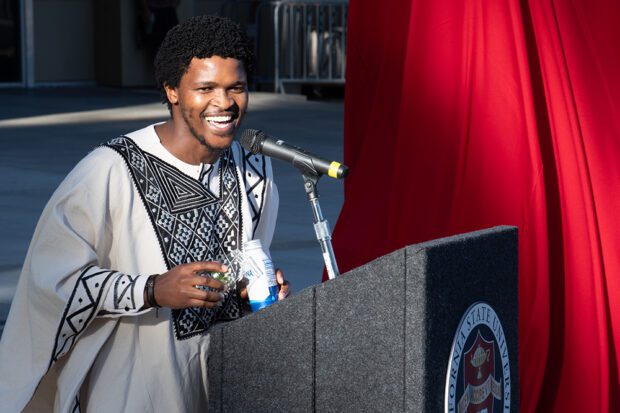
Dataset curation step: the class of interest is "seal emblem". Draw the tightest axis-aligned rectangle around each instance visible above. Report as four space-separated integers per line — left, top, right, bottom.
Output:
445 302 511 413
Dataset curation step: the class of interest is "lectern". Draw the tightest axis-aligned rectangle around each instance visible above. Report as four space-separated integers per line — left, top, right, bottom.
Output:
207 226 519 412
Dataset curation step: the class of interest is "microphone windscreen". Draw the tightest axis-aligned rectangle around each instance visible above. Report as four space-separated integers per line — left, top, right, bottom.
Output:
240 129 264 154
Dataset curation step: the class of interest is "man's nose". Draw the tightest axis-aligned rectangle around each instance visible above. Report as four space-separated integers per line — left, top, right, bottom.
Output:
212 89 234 109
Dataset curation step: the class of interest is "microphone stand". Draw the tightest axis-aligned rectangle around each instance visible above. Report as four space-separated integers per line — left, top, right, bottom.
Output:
301 172 340 280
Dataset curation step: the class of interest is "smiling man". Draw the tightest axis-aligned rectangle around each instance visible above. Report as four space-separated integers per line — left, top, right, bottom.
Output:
0 15 286 412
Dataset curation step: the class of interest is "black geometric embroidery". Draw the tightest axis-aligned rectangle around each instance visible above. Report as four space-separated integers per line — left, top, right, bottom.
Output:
113 274 139 312
199 164 215 183
50 266 117 366
105 137 265 340
242 151 267 237
145 152 218 214
71 395 80 413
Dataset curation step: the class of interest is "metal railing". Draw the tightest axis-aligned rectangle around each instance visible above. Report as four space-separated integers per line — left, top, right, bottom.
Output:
256 0 348 93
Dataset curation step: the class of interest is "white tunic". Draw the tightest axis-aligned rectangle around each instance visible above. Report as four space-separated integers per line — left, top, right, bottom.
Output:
0 125 279 412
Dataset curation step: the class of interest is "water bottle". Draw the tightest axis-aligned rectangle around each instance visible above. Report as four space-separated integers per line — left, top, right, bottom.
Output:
242 239 278 311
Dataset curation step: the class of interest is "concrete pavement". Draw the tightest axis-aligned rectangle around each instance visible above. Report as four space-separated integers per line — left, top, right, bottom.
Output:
0 87 344 333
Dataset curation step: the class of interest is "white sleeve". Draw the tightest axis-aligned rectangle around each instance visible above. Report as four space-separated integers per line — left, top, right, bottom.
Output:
254 157 279 251
54 150 154 318
97 272 151 316
40 149 153 319
0 148 152 411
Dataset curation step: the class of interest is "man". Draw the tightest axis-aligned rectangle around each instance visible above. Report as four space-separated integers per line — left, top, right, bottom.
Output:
0 15 287 412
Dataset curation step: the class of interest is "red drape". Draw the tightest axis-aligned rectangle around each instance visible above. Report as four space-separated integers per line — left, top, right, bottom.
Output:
329 0 620 411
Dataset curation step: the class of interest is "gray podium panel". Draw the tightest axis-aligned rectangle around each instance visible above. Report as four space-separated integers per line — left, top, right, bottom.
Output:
405 227 519 411
207 324 223 413
206 226 518 412
315 249 407 412
211 287 315 412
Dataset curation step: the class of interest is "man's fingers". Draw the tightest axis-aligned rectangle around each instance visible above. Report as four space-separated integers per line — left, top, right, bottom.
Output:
190 275 225 291
278 282 290 300
185 261 229 274
187 288 225 303
237 278 248 300
275 268 290 300
276 268 285 285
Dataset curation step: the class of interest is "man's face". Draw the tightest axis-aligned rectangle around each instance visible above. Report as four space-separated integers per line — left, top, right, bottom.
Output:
167 56 248 153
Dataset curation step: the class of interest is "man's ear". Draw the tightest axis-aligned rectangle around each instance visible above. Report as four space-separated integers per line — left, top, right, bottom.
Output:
164 83 179 105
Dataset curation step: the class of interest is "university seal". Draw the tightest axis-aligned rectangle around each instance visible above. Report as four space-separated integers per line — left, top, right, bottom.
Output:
445 302 511 413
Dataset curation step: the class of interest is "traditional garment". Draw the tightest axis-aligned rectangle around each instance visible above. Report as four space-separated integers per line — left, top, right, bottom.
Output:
0 124 278 412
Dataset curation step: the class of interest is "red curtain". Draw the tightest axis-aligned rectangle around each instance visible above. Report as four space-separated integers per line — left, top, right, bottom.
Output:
330 0 620 411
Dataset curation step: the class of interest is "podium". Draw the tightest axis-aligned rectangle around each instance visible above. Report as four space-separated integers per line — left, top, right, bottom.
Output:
207 226 519 412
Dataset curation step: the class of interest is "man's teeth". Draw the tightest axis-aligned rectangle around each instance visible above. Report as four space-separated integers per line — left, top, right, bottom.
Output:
205 115 233 123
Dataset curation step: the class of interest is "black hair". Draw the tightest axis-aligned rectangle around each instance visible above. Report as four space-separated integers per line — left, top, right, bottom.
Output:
154 15 255 109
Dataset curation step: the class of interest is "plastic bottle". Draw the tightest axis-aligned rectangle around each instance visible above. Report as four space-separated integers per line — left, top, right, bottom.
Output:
242 239 278 311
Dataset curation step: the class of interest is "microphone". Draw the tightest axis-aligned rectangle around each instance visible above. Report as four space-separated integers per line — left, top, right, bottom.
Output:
240 129 348 179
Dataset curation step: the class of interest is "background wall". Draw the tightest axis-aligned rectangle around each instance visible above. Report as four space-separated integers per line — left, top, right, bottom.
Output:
33 0 94 83
30 0 229 86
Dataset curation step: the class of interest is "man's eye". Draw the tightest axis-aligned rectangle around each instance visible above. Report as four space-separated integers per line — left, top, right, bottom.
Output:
198 87 213 92
230 86 246 92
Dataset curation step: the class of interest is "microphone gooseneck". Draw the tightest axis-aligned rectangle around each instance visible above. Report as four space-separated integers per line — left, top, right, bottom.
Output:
240 129 349 179
240 128 343 279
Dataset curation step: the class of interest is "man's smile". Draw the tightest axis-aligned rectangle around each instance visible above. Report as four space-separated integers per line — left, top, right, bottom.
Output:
203 112 239 132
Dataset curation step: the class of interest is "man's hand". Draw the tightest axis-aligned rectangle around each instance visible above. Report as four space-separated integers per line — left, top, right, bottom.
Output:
237 268 291 301
276 269 290 300
152 261 227 309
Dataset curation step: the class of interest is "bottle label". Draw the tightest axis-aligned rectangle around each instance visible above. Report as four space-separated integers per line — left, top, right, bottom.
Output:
262 258 277 287
244 256 276 302
242 240 278 311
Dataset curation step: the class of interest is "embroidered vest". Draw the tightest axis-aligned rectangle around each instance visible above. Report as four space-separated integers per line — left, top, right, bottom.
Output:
105 136 267 339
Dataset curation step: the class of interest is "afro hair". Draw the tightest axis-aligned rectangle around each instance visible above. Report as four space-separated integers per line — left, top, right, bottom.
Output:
154 15 255 108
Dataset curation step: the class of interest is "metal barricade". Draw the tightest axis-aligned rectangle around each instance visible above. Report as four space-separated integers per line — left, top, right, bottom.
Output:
254 0 348 93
